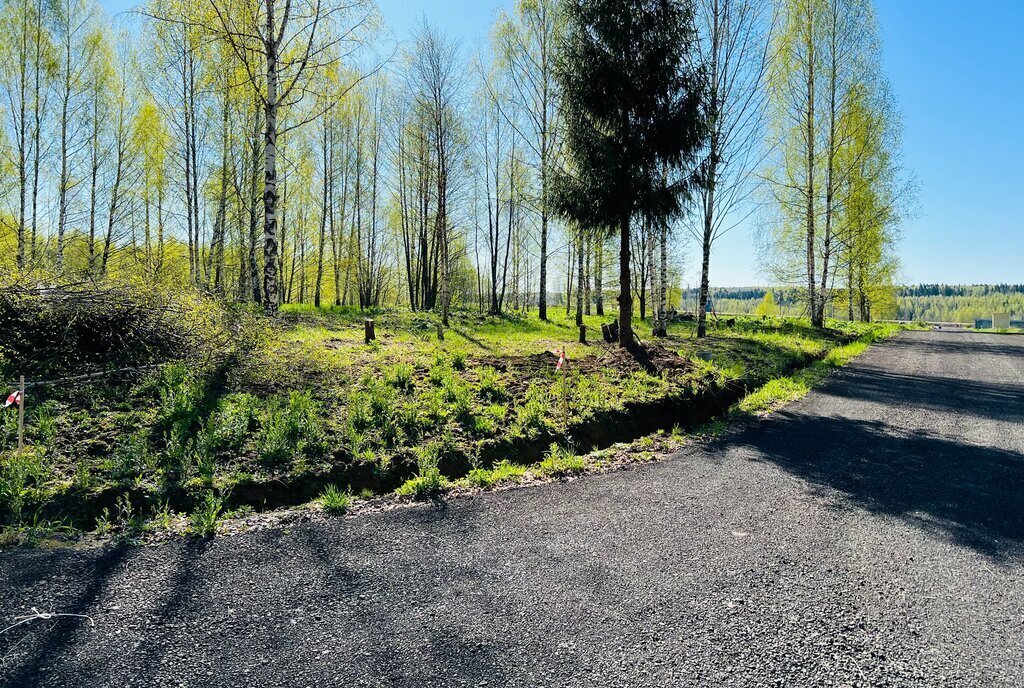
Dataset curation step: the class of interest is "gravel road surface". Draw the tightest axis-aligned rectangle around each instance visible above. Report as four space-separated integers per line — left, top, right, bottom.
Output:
2 330 1022 687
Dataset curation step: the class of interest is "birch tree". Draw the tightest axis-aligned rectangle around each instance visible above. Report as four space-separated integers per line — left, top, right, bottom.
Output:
691 0 771 337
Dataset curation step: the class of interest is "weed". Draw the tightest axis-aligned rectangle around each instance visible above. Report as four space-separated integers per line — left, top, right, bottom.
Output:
156 364 208 438
0 447 47 524
147 500 176 531
477 367 507 401
386 362 415 391
536 443 585 477
94 493 143 536
188 492 223 536
257 391 326 465
465 460 528 488
108 431 155 482
31 401 58 446
319 484 351 514
396 443 451 499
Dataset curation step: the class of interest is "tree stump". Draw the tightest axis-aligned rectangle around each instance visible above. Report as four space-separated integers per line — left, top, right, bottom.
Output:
437 323 445 341
601 320 619 344
364 319 376 344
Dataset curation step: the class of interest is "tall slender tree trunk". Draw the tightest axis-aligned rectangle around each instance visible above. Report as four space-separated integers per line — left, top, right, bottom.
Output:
56 45 71 272
213 87 229 294
576 229 584 327
618 214 633 348
315 118 328 307
262 0 280 313
657 218 668 336
595 240 604 316
805 3 818 327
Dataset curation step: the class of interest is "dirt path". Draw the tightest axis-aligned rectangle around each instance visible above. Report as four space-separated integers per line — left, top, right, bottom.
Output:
2 330 1022 687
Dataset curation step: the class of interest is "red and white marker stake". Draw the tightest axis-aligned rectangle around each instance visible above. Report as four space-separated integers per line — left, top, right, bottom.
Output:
5 376 25 453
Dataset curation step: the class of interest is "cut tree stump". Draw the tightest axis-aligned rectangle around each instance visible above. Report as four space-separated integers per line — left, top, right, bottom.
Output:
364 319 376 344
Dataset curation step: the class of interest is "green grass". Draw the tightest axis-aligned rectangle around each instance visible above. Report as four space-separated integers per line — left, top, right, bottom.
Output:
463 460 529 488
536 444 586 477
318 484 351 514
188 492 223 536
736 323 899 415
1 307 903 537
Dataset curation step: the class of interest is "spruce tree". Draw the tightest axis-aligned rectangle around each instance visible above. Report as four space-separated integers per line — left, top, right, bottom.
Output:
552 0 709 348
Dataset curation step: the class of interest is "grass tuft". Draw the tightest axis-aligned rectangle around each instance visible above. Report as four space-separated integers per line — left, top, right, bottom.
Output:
319 484 351 514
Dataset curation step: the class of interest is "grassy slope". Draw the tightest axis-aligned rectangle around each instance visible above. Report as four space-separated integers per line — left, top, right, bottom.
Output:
0 308 897 541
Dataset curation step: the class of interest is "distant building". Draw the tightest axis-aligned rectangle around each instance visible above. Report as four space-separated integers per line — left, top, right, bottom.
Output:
974 313 1023 329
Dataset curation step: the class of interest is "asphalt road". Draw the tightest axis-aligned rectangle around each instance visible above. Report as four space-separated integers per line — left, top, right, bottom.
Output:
2 330 1023 687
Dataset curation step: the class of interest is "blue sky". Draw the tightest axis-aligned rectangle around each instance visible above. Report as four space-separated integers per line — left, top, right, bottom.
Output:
105 0 1023 287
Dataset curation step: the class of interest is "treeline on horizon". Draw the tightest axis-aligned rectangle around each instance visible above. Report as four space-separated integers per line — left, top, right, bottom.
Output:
703 284 1024 323
0 0 909 340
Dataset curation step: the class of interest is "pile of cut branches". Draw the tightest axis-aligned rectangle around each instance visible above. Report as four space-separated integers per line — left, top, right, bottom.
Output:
0 279 246 380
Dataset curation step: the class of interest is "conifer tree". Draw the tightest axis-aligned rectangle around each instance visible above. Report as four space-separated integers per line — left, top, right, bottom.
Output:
552 0 709 348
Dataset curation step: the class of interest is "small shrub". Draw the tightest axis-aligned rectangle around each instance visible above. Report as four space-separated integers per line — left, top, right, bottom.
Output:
0 447 47 524
319 484 351 514
188 492 223 536
450 350 467 371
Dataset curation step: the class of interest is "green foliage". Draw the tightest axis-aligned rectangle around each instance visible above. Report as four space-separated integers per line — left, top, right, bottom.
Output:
107 431 156 481
319 484 351 514
476 366 507 401
514 382 549 435
396 438 453 499
754 291 779 317
30 401 58 446
156 364 209 439
386 362 415 391
94 493 144 536
188 492 223 536
537 443 585 477
257 391 326 465
0 447 47 524
465 460 528 489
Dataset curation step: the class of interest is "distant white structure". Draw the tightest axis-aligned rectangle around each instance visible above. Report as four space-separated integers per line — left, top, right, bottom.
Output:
992 312 1011 329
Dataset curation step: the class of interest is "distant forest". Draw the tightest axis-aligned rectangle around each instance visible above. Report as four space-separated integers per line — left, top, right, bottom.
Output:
694 285 1024 323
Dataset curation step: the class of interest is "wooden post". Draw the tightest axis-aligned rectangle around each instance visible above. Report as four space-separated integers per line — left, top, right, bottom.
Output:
578 325 587 344
437 323 444 341
17 375 25 455
561 346 569 429
364 319 376 344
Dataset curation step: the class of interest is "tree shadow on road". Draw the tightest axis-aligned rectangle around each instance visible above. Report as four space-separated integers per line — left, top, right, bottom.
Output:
895 331 1024 360
816 369 1024 424
739 413 1024 563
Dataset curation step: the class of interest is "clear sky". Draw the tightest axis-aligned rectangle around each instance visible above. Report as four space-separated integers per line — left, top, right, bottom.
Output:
104 0 1023 288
